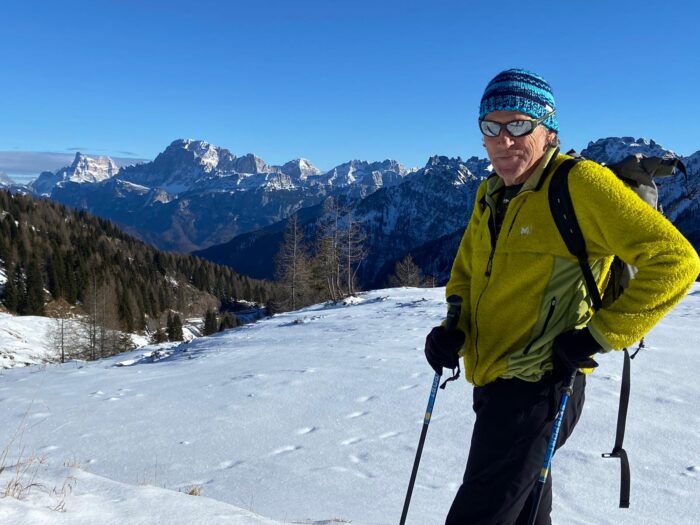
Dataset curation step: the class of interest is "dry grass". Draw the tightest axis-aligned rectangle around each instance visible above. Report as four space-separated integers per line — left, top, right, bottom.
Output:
2 450 46 500
1 400 78 512
63 456 83 469
182 484 202 496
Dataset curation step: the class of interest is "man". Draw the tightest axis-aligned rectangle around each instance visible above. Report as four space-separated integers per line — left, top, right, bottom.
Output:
424 68 700 524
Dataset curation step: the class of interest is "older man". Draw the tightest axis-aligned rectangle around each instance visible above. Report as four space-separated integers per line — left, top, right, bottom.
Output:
424 69 700 524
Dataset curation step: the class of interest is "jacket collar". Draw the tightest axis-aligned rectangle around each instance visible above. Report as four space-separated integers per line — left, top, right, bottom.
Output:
485 146 560 197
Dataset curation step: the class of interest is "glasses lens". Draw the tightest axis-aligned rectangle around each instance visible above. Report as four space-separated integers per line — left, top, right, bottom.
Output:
480 120 501 137
505 120 534 137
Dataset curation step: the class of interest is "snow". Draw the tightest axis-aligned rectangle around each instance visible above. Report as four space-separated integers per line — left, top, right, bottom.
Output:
0 313 57 367
0 285 699 524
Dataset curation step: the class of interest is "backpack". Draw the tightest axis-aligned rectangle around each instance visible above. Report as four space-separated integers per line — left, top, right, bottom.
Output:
548 151 687 509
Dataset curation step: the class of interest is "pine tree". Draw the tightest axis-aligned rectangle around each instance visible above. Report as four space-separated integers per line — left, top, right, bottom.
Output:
25 258 45 315
203 309 218 336
168 313 184 341
218 312 238 331
2 263 19 312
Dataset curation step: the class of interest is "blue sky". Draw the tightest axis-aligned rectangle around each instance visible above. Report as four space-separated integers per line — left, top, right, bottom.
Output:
1 0 698 178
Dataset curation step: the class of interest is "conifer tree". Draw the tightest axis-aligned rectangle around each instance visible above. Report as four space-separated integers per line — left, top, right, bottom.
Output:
25 258 45 315
218 312 238 331
203 309 218 336
2 262 19 312
168 313 184 341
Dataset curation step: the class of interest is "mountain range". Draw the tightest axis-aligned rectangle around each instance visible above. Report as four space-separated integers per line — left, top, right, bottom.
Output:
30 139 411 252
18 137 700 288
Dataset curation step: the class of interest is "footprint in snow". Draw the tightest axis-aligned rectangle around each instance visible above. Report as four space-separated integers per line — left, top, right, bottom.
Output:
296 426 318 435
271 445 302 455
218 460 244 470
356 395 376 403
379 431 399 439
684 466 699 477
340 437 363 446
398 384 418 391
345 411 368 419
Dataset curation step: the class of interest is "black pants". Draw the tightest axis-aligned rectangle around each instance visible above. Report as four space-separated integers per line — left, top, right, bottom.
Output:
446 373 586 525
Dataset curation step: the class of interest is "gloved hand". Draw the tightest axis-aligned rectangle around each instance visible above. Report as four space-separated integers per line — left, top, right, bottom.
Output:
424 326 466 375
552 327 601 378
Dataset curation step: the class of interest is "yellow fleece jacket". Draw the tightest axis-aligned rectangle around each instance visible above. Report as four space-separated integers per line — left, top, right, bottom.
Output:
446 150 700 386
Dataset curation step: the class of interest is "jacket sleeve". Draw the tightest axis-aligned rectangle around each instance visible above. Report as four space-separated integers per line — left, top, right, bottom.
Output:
445 183 486 338
568 160 700 350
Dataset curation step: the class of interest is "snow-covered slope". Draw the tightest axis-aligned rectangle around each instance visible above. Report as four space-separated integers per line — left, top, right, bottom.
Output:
1 285 698 524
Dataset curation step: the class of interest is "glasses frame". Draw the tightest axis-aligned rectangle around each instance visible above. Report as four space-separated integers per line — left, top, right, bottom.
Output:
479 109 556 138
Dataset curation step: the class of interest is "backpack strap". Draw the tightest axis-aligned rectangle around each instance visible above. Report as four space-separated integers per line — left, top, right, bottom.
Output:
548 158 603 309
602 348 631 508
548 157 631 508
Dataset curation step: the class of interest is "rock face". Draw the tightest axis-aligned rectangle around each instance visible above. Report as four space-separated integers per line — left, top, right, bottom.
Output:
39 139 412 252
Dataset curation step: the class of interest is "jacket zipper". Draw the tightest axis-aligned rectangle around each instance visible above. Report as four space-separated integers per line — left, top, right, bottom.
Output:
523 297 557 355
484 199 497 277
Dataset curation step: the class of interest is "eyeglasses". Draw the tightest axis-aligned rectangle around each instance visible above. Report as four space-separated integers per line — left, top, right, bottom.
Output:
479 109 556 138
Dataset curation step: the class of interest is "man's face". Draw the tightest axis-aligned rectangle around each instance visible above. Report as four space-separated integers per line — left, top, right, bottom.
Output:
482 110 552 186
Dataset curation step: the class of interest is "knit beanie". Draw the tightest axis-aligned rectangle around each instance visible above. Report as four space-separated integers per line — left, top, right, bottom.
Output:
479 69 559 132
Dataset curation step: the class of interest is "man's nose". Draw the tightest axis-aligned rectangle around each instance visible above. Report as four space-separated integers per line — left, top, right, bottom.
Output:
497 129 515 146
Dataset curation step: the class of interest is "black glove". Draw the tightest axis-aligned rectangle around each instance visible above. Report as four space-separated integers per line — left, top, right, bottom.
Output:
552 327 601 378
424 326 466 375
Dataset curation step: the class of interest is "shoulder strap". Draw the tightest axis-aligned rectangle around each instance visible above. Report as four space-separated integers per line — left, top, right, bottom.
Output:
547 158 603 310
548 157 631 508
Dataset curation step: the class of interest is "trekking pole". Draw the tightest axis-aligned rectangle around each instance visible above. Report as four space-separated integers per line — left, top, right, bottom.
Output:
400 294 462 525
527 370 578 525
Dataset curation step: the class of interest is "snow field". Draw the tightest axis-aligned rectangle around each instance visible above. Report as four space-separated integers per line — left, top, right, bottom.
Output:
0 286 699 523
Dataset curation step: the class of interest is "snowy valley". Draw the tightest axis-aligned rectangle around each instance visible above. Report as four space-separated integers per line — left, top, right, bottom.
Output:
1 285 699 524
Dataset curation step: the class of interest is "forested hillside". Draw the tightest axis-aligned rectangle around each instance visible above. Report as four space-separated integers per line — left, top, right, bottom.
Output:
0 190 276 334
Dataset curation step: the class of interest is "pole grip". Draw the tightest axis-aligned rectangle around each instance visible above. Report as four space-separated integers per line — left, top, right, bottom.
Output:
444 295 463 332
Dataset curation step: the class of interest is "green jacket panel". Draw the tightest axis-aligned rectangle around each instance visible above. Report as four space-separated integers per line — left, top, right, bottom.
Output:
446 151 700 386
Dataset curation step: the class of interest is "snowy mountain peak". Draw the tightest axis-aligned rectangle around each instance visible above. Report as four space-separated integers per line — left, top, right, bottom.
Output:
28 152 119 196
162 139 230 172
280 158 322 180
0 172 14 187
581 137 679 165
69 152 120 182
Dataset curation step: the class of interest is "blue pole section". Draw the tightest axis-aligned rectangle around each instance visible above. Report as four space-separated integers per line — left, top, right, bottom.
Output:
527 371 577 525
400 295 462 525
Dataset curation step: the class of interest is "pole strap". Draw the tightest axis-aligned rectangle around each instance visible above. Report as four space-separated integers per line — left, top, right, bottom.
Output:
439 362 460 389
601 347 631 507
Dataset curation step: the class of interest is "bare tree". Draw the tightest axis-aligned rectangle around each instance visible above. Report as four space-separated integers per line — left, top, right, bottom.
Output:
50 301 81 363
275 214 312 310
388 254 426 288
312 198 343 302
339 209 366 297
79 274 131 360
